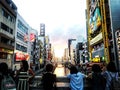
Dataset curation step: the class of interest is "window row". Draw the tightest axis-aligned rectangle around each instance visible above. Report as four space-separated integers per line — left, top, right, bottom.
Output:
1 22 13 34
2 8 15 23
17 32 27 43
17 20 28 34
16 43 27 52
1 37 14 47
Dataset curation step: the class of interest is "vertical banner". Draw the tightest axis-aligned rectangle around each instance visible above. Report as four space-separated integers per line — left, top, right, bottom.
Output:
24 34 29 42
30 33 35 42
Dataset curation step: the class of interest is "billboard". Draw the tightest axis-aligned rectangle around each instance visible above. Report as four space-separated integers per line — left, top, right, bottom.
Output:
30 33 35 42
40 23 45 36
89 7 102 33
15 52 29 61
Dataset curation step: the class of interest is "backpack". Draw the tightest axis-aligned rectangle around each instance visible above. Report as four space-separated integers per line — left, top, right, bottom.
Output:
1 75 16 90
109 73 120 90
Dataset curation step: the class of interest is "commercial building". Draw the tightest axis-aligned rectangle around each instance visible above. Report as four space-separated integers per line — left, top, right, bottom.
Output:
0 0 17 68
86 0 120 71
14 13 39 70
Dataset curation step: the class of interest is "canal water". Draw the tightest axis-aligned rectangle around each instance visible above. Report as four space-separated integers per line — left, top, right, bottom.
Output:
54 64 70 87
54 64 70 76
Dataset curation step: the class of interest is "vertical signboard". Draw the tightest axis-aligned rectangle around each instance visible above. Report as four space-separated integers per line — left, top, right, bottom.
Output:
40 23 45 36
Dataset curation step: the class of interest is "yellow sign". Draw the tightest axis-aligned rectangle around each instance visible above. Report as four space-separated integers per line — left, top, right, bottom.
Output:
39 58 43 64
92 57 100 62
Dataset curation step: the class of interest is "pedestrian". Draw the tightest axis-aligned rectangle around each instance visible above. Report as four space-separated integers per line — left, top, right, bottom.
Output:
88 64 106 90
16 60 35 90
67 65 86 90
41 63 57 90
0 62 16 90
102 61 119 90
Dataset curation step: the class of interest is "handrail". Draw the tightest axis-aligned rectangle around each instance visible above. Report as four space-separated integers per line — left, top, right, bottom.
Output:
30 76 120 90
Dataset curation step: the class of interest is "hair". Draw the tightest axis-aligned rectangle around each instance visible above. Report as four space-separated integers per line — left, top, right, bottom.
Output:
107 61 117 72
46 64 54 72
0 62 8 75
21 60 29 72
70 65 78 74
92 64 102 73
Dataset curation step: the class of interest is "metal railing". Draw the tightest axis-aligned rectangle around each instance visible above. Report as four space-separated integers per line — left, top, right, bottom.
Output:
30 76 120 90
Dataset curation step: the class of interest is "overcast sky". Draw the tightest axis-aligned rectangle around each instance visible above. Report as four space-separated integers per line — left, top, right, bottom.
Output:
12 0 86 58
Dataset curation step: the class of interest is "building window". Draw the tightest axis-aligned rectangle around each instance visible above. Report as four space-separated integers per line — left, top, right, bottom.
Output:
1 23 13 34
17 20 28 34
17 32 24 41
1 37 9 45
2 8 15 23
16 44 27 52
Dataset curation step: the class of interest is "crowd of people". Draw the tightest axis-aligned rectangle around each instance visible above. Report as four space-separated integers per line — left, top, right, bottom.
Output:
0 60 119 90
67 61 119 90
0 60 35 90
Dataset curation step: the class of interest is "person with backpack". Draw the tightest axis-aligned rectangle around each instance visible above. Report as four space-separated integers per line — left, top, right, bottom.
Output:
0 62 16 90
102 61 119 90
88 64 106 90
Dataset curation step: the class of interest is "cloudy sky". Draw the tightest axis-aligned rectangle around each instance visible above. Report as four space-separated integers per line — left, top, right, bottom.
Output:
12 0 87 58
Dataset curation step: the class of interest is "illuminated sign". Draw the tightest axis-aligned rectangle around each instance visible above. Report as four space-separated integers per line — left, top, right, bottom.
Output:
30 33 35 42
92 57 100 62
90 32 102 45
40 23 45 36
15 52 29 61
0 48 13 53
89 7 102 33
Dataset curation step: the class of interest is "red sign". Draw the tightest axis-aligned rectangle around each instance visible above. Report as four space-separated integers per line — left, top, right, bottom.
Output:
30 33 35 42
24 34 29 42
15 52 29 61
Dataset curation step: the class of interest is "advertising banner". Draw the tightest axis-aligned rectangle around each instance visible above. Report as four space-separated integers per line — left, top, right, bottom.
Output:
89 7 102 33
15 52 29 61
30 33 35 42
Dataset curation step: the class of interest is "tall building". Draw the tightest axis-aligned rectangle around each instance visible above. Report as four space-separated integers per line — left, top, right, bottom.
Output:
76 42 84 64
63 48 69 61
15 13 39 70
0 0 17 68
86 0 120 71
14 13 31 69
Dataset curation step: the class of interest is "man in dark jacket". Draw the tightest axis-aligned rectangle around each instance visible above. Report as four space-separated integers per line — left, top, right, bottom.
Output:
42 64 57 90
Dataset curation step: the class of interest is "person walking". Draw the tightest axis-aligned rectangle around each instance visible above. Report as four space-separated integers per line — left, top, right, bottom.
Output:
41 63 57 90
67 65 86 90
102 61 119 90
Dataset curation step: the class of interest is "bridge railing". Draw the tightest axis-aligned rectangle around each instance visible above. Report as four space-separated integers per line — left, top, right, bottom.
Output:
30 76 92 90
30 76 120 90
